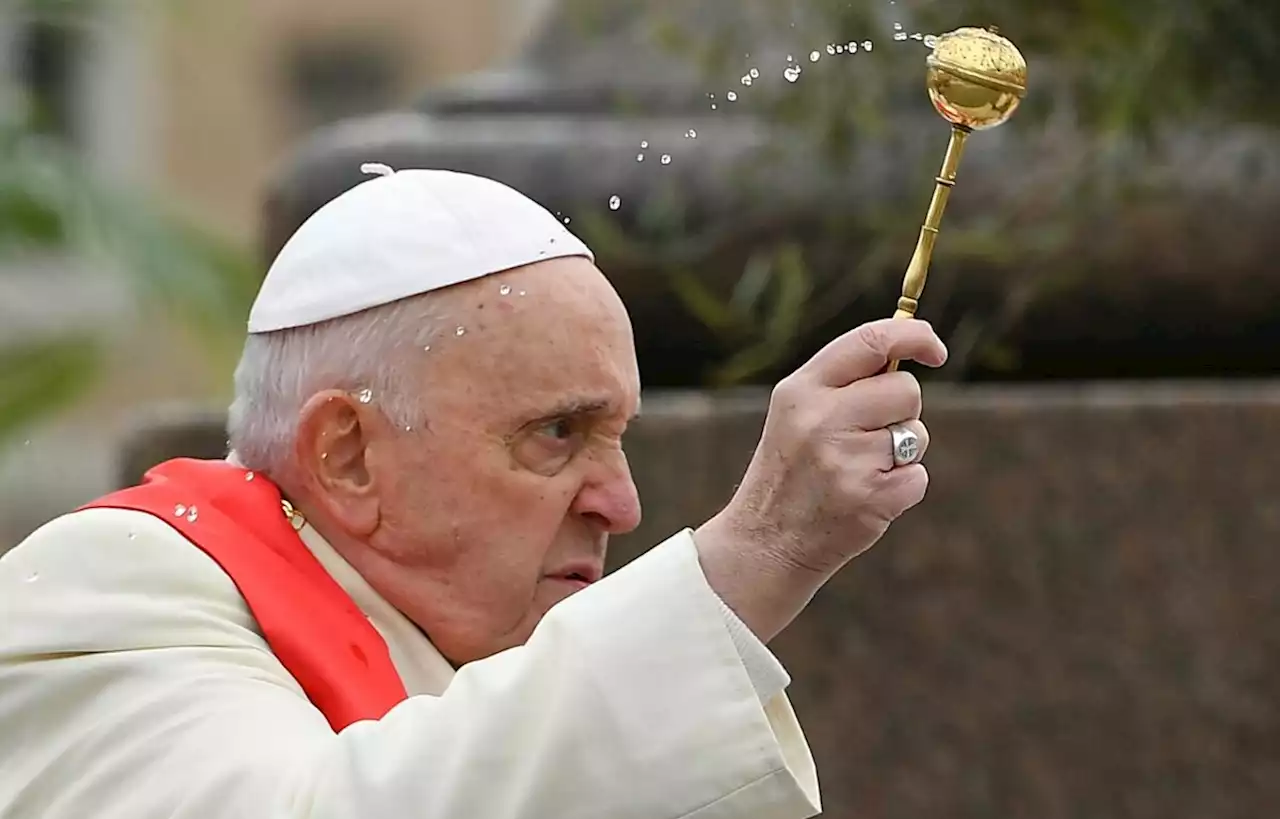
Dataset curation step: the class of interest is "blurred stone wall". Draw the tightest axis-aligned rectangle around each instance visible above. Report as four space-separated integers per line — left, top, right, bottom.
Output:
89 382 1280 817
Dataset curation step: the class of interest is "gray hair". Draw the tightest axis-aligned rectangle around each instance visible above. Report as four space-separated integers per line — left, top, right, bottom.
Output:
226 293 448 479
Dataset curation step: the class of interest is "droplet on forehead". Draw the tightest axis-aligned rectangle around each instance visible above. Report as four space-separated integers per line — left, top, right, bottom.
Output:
499 284 512 295
358 388 374 404
423 345 431 352
455 326 466 336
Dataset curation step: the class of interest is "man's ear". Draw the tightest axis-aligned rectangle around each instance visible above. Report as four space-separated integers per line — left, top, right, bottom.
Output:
294 390 382 536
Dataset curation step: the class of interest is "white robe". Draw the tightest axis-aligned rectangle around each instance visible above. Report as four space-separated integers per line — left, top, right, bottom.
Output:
0 506 821 818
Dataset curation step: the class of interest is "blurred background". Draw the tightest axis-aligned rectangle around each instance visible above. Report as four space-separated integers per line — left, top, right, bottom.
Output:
2 0 1277 816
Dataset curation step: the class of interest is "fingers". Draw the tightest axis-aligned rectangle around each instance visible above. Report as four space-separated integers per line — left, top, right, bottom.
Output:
834 370 923 431
801 318 947 388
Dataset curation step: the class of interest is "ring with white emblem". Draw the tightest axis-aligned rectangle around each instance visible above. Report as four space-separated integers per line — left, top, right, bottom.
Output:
887 423 921 467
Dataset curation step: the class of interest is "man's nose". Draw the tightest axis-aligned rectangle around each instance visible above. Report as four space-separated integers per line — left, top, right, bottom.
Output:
571 451 642 534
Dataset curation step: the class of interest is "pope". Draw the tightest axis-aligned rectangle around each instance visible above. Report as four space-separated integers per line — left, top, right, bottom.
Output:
0 165 946 819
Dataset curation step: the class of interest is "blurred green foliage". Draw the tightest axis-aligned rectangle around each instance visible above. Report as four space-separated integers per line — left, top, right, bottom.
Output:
1 0 256 446
570 0 1280 384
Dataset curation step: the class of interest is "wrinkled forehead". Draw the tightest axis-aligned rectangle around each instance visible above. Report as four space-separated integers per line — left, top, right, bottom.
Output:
424 259 640 420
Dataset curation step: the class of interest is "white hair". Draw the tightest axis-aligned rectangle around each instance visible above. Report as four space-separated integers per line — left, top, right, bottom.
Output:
226 293 449 479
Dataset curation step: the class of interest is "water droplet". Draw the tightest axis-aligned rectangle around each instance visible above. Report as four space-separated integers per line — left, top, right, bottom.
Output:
128 532 137 540
911 32 924 41
518 290 527 297
455 326 466 337
894 32 908 41
836 44 845 53
685 128 697 139
25 572 39 583
636 153 645 162
358 388 373 404
710 103 717 110
499 284 512 296
786 54 793 61
609 195 621 210
562 216 571 224
863 40 873 51
924 34 939 48
186 506 199 523
749 68 760 78
783 66 801 82
726 91 737 101
826 44 836 55
809 50 821 62
245 471 255 481
423 345 431 352
894 22 903 31
321 452 329 460
660 154 671 165
640 140 649 149
174 504 187 517
848 41 858 51
405 426 413 432
740 74 753 86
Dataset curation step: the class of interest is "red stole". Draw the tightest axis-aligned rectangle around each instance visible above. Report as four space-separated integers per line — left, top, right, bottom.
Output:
80 458 408 731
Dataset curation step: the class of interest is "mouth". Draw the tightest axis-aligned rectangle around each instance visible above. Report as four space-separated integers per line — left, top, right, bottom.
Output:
547 563 603 588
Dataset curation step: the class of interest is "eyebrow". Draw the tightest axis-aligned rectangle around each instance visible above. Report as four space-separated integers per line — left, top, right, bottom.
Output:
533 395 641 422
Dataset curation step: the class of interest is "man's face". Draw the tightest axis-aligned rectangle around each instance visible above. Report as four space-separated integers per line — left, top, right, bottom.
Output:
344 257 643 665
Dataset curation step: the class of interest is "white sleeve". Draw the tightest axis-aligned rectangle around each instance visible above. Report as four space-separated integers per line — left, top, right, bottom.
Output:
0 509 820 819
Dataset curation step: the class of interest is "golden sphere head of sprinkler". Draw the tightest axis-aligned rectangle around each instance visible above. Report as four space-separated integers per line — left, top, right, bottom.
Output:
926 26 1027 131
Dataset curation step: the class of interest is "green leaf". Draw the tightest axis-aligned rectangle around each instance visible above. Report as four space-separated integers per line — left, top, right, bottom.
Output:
0 335 102 445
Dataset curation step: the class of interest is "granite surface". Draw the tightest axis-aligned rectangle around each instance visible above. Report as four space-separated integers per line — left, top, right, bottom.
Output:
111 383 1280 819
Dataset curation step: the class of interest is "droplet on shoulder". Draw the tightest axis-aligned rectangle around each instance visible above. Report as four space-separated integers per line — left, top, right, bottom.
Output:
245 471 255 481
499 284 512 296
357 388 374 404
174 504 187 517
186 506 199 523
455 326 466 337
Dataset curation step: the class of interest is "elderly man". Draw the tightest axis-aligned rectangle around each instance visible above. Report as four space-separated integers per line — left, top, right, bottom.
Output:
0 167 944 819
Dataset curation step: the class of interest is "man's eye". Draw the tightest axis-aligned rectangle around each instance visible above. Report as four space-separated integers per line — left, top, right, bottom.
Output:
540 418 574 440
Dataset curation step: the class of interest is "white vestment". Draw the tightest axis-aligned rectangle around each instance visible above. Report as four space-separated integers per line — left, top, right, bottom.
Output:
0 506 821 818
